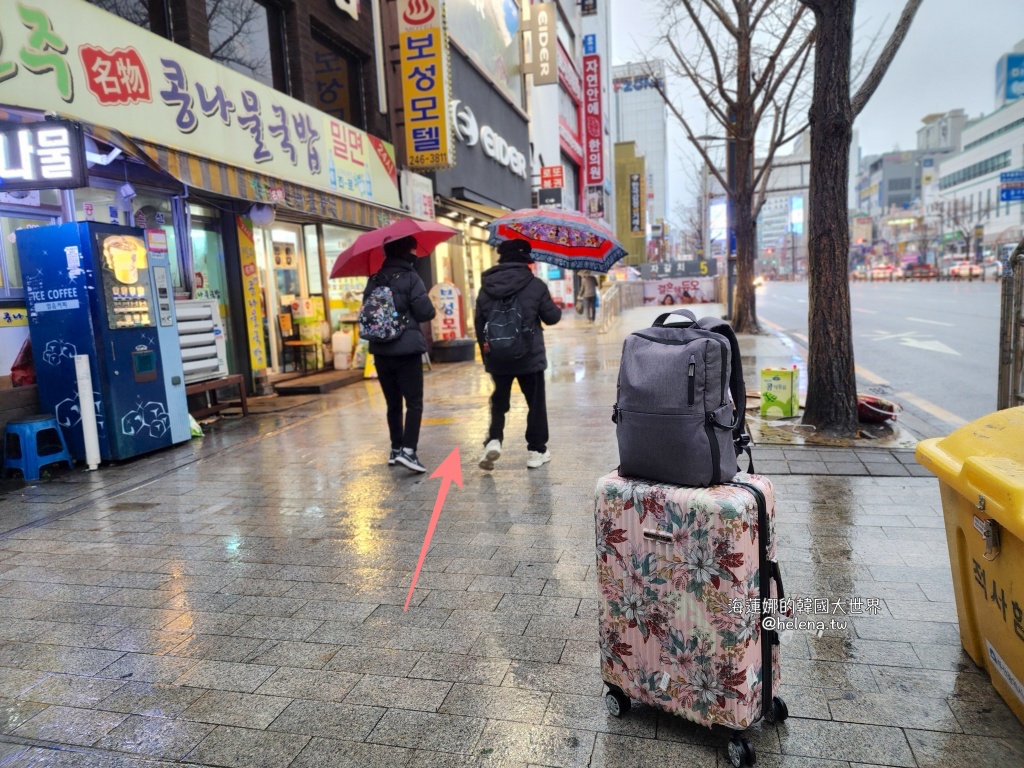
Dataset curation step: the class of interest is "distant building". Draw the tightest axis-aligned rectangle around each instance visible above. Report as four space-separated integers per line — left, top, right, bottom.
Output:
917 109 967 152
756 133 810 277
612 61 668 236
995 38 1024 110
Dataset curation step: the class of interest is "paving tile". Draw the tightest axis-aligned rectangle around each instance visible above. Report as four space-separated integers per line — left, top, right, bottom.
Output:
410 653 511 686
186 725 310 768
826 689 962 731
502 660 604 696
419 591 505 612
231 616 324 642
163 611 251 636
905 729 1024 768
870 666 997 703
590 733 717 767
180 690 292 729
289 737 414 768
439 683 550 725
324 646 421 676
367 708 486 753
254 668 361 702
20 674 125 707
95 681 207 718
543 693 658 737
343 674 451 712
268 699 385 740
13 704 127 746
777 718 917 766
777 684 832 720
0 697 49 735
96 628 193 655
95 653 197 685
174 660 277 693
0 667 52 698
807 637 922 668
244 640 339 669
166 634 267 663
472 720 596 767
94 714 216 760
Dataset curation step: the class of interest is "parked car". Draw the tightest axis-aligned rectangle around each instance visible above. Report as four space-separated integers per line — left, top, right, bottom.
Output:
850 265 868 281
950 260 983 279
982 258 1004 279
902 263 939 280
869 264 896 281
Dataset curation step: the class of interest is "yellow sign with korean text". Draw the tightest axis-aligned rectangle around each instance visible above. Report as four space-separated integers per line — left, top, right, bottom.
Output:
0 307 28 327
398 0 454 170
0 0 400 209
235 217 267 374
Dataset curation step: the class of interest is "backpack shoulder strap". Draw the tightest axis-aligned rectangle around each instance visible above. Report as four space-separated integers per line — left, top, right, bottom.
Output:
697 317 753 471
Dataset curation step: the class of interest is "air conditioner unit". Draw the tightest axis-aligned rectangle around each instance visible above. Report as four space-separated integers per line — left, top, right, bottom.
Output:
175 299 228 384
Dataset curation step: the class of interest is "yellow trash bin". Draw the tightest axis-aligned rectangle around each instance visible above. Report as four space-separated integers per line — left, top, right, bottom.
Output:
916 407 1024 726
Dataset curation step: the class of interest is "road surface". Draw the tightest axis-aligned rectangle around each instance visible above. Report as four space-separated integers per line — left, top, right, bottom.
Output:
757 279 1002 428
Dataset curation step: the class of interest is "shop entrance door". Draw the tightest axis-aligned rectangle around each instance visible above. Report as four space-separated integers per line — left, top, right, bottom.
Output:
254 223 317 375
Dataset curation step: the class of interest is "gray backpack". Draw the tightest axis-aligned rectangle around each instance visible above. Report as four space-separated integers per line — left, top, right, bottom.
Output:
612 309 752 486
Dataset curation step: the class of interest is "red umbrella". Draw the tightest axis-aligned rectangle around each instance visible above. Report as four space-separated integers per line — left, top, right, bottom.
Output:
329 218 459 278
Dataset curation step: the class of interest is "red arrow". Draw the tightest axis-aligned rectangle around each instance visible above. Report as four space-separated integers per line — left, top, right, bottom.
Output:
403 447 463 611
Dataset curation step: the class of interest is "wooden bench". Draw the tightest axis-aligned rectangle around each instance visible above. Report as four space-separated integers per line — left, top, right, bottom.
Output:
185 374 249 419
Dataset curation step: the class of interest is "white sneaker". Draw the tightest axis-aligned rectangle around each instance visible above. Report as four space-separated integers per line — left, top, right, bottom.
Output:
479 440 502 470
526 450 551 468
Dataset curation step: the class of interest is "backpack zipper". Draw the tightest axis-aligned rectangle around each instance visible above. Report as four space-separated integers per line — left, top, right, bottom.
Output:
687 355 695 406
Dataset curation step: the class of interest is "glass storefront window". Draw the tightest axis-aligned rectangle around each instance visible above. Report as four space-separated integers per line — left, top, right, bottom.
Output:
1 213 57 299
303 225 323 297
207 0 280 89
322 223 367 329
74 186 124 225
84 0 152 29
312 33 364 129
131 193 182 289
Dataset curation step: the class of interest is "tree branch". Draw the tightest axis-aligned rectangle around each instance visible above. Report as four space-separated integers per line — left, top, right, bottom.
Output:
851 0 924 116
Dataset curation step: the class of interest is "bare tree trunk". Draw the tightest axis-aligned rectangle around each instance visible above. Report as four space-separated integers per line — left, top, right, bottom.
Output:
731 11 759 334
801 0 858 435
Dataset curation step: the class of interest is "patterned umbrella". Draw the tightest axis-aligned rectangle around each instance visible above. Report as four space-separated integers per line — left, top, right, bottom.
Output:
486 208 628 272
329 218 458 278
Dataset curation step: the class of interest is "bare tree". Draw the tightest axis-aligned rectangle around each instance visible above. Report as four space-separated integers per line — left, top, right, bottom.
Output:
943 197 992 260
672 153 713 258
206 0 272 81
651 0 816 333
799 0 923 435
84 0 153 28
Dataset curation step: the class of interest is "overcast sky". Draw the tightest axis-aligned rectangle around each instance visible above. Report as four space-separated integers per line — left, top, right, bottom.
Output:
610 0 1024 218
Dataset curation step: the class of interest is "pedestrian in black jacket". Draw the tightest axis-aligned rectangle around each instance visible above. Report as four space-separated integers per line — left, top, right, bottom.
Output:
474 239 562 470
363 235 436 472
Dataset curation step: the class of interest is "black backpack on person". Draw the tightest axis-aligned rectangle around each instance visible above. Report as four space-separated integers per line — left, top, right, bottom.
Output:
482 293 531 362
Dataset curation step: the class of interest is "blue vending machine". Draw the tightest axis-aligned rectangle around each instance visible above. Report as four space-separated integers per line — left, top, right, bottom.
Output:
17 223 190 462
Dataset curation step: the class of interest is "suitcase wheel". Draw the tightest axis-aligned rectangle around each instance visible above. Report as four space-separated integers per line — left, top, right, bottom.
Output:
727 736 756 767
604 690 631 718
764 695 789 723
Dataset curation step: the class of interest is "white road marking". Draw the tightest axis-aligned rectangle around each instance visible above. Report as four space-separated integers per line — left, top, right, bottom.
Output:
895 391 968 428
906 317 955 327
900 338 961 356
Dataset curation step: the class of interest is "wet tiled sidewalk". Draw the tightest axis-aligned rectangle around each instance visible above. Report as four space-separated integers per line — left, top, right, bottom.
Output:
1 311 1023 767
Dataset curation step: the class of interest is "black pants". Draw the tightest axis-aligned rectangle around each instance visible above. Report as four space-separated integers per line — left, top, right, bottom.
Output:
487 372 548 453
584 296 597 321
375 353 424 450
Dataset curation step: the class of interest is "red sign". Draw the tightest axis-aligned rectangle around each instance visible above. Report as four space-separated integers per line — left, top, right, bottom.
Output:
268 187 286 203
369 135 398 185
402 0 436 26
583 55 603 185
79 46 152 105
540 166 564 189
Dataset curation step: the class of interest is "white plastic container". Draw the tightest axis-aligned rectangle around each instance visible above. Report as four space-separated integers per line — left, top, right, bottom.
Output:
332 329 354 370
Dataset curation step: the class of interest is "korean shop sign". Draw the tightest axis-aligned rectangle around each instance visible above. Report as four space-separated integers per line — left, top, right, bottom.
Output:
0 120 86 191
0 0 400 208
398 0 454 170
583 55 603 185
630 173 642 232
522 3 557 87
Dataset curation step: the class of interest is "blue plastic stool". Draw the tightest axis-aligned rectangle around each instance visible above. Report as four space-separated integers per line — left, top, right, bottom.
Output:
2 415 74 481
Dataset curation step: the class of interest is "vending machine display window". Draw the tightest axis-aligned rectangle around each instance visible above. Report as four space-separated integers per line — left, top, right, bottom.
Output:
99 234 156 329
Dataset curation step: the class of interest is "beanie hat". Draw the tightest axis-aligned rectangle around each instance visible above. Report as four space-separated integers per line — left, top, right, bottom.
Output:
497 238 534 264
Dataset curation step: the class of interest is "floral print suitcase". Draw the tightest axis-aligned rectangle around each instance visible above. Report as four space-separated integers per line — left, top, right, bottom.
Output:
594 471 786 767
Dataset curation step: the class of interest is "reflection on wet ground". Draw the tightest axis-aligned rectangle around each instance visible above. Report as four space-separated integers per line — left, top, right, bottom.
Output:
0 311 1021 767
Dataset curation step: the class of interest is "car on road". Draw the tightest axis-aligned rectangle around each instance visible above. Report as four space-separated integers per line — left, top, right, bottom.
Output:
850 265 868 280
982 258 1004 279
950 260 983 279
869 264 897 280
902 263 939 280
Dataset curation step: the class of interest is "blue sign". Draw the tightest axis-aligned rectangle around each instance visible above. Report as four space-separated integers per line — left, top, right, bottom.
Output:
583 34 597 55
998 53 1024 102
1000 170 1024 183
1001 187 1024 202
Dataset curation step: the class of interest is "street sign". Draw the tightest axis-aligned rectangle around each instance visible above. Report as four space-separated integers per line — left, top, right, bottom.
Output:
641 260 717 279
1001 187 1024 202
1000 170 1024 183
540 165 564 189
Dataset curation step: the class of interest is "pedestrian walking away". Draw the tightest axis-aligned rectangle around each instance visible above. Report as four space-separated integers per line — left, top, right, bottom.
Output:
581 271 599 322
360 235 436 473
475 238 562 470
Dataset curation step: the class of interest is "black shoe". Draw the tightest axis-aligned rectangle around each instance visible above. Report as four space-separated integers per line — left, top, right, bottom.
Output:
396 449 426 473
388 449 400 466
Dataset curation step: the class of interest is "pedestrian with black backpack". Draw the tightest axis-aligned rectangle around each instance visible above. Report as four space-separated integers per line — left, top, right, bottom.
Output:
359 235 436 473
475 239 562 470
